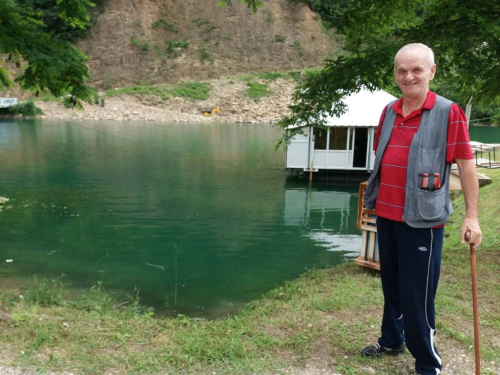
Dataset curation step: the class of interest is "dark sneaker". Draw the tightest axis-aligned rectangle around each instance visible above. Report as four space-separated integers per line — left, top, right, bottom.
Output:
360 342 405 357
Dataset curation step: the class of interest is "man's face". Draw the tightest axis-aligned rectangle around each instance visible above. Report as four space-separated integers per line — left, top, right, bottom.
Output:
394 48 436 100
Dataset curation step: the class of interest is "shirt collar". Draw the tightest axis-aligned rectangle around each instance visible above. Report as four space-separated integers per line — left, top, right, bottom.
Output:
391 91 437 118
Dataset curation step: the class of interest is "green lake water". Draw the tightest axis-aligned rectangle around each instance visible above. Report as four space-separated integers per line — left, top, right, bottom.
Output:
0 119 363 317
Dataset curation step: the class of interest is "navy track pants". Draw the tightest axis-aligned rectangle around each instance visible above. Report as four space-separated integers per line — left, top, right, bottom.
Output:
376 216 444 375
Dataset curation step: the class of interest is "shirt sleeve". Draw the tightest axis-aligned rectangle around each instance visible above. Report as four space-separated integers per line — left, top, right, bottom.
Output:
446 103 473 164
374 107 387 153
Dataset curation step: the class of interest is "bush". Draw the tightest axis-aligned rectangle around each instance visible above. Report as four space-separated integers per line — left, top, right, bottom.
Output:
130 37 150 52
166 40 190 57
152 19 178 31
8 101 43 116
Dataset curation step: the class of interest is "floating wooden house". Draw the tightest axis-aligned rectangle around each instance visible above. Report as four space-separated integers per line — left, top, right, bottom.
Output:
286 88 397 174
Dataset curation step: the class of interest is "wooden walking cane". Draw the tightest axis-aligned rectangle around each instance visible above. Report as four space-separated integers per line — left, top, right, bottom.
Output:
465 230 481 375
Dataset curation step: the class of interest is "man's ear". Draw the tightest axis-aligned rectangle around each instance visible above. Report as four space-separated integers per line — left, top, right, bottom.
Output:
430 64 436 80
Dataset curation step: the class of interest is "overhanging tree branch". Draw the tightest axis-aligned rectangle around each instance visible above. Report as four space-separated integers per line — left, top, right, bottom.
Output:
0 0 95 107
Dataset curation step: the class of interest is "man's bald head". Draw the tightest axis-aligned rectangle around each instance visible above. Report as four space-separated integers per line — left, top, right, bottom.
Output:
394 43 435 70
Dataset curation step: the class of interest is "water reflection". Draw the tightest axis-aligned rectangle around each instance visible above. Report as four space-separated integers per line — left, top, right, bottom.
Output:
284 183 361 257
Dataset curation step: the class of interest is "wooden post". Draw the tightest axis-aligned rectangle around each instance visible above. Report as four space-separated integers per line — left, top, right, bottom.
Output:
465 96 473 128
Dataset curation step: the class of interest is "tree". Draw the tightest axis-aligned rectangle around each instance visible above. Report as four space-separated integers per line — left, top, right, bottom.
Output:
0 0 96 107
273 0 500 146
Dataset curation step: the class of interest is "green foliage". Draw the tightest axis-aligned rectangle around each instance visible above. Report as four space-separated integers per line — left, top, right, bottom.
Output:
277 0 500 148
198 47 210 64
8 101 43 116
246 81 272 100
15 0 105 42
0 0 96 107
105 82 211 101
169 82 211 100
152 19 178 31
165 40 190 58
51 0 95 29
130 36 150 51
0 67 13 89
24 276 67 306
431 80 500 125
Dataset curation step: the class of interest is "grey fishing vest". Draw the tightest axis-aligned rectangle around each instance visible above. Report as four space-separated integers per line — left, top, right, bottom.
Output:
364 94 453 228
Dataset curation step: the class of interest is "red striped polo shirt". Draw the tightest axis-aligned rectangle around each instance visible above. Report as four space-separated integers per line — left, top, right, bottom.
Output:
373 91 473 222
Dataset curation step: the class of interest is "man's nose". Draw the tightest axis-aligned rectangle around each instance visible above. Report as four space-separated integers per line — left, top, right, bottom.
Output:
405 72 414 80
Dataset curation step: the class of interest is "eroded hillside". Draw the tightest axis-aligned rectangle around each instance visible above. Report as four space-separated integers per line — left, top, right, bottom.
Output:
80 0 338 88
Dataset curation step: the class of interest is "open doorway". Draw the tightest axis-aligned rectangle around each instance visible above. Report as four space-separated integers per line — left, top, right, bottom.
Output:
353 128 368 168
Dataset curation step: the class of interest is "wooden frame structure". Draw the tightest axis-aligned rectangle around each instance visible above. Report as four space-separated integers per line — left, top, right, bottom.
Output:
354 181 380 270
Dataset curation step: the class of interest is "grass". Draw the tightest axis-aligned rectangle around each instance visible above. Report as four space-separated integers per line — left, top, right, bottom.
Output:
1 169 499 374
246 81 272 100
168 82 211 100
104 82 212 101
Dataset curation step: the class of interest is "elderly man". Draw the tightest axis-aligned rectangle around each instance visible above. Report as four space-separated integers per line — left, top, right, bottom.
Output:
362 43 482 375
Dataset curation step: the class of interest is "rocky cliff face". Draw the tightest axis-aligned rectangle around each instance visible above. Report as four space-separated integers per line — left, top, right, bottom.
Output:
80 0 338 88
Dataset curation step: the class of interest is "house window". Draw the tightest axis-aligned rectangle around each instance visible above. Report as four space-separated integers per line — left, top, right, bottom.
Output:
329 127 348 150
313 128 328 150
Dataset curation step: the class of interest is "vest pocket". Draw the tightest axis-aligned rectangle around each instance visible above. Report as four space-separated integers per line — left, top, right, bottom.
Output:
419 147 442 173
416 187 447 221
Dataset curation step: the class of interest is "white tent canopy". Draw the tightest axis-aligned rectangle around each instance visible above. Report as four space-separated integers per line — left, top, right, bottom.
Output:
324 88 397 127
